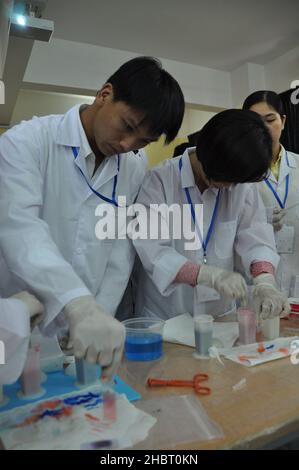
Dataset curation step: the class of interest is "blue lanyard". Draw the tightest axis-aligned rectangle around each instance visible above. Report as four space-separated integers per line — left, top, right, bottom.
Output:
264 152 290 209
179 157 220 263
72 147 119 207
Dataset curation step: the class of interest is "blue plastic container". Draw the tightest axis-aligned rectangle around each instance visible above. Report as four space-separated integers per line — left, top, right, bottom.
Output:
122 318 165 361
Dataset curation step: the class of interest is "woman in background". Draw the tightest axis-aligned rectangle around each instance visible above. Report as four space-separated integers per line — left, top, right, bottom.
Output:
243 91 299 297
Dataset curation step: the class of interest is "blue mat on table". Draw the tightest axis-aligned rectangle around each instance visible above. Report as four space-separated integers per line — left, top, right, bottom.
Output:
0 369 140 413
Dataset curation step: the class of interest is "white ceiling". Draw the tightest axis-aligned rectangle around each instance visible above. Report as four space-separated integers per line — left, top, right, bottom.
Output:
43 0 299 71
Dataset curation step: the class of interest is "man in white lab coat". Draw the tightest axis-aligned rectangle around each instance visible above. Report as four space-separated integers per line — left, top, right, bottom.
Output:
0 56 184 376
0 292 43 385
134 110 289 322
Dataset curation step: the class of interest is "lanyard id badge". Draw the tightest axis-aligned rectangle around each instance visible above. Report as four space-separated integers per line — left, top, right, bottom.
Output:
72 147 120 207
264 152 291 209
179 157 220 264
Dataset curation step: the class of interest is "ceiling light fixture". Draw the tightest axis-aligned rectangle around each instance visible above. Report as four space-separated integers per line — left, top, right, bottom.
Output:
10 1 54 42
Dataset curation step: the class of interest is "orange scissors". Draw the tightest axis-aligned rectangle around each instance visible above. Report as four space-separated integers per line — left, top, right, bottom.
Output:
147 373 211 396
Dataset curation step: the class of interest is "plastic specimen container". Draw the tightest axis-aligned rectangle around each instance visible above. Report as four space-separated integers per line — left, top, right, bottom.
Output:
262 316 280 340
122 318 165 361
75 358 99 386
237 308 257 345
19 345 44 398
194 314 214 357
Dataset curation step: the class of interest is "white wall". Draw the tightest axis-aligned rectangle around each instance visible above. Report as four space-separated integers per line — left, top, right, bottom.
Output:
230 48 299 107
230 64 250 108
24 38 232 109
179 105 216 137
230 63 265 107
14 38 299 128
11 88 94 126
23 37 299 111
265 45 299 92
164 61 231 109
248 63 266 92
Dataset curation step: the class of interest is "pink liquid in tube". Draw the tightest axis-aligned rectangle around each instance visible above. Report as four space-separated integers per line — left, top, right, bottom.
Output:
20 344 43 397
237 309 257 345
103 381 116 422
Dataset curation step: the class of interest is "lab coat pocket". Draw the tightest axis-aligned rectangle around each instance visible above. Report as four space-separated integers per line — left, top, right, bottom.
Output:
214 221 237 259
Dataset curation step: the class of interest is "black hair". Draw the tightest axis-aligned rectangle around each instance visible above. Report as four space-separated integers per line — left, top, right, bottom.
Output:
172 142 189 158
196 109 272 183
106 56 185 144
242 90 284 117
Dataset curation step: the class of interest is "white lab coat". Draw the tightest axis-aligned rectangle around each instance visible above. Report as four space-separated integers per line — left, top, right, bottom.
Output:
133 148 279 320
256 147 299 296
0 105 146 336
0 299 30 384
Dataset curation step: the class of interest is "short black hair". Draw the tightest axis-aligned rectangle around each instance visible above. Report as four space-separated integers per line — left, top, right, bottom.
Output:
107 56 185 144
242 90 284 117
196 109 272 183
172 142 189 158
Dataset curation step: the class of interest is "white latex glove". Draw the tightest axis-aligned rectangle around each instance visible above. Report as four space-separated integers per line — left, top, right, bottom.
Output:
197 265 248 304
11 291 44 328
272 208 286 231
64 295 125 378
252 273 290 321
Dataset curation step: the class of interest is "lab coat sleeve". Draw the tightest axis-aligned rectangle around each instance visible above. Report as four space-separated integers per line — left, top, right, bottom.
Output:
133 170 190 296
235 184 280 277
0 123 91 332
0 299 30 384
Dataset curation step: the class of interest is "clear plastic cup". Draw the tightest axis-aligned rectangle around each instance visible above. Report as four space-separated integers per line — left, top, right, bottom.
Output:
122 318 165 361
237 308 256 345
261 316 280 340
194 314 214 357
